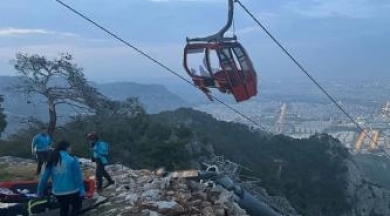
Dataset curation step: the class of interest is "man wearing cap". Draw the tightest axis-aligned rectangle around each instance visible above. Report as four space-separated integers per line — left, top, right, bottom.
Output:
31 127 52 175
87 132 114 191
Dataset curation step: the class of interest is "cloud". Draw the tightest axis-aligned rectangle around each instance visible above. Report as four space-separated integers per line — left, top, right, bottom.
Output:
286 0 379 18
0 42 185 81
0 28 77 37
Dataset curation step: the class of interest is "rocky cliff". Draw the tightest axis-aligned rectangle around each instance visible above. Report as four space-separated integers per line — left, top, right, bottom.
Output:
344 159 390 216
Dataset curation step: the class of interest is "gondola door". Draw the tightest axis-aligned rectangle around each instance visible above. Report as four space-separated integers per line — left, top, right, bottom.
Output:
232 45 257 97
217 46 251 102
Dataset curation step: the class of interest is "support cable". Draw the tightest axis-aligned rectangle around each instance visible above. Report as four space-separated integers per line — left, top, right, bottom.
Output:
235 0 389 157
54 0 267 131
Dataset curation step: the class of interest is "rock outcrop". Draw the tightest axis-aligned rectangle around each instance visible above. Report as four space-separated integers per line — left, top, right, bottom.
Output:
82 162 250 216
0 156 293 216
5 154 390 216
343 159 390 216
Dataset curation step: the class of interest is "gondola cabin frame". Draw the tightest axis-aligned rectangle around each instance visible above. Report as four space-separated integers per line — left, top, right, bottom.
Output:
184 41 257 102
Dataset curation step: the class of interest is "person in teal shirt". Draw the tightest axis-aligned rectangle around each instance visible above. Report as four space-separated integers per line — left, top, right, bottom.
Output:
31 127 52 175
37 140 85 216
87 132 114 191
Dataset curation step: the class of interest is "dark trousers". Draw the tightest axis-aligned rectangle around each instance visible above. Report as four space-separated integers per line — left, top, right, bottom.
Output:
36 151 49 174
56 192 82 216
96 158 113 189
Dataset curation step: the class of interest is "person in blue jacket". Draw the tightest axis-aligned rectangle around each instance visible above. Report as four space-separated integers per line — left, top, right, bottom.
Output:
37 140 85 216
31 127 52 175
87 132 114 191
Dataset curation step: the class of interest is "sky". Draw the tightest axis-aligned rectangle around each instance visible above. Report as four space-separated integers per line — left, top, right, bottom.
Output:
0 0 389 85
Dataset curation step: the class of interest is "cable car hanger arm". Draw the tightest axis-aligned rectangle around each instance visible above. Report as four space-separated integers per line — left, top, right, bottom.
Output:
187 0 237 43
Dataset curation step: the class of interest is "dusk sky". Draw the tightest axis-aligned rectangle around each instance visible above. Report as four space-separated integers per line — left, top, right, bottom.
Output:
0 0 389 84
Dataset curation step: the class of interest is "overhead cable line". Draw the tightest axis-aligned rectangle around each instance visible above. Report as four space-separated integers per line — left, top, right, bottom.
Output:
54 0 268 131
54 0 387 156
235 0 389 156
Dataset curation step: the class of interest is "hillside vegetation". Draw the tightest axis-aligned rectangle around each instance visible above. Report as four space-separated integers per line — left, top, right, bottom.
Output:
1 108 351 216
354 154 390 190
153 108 351 216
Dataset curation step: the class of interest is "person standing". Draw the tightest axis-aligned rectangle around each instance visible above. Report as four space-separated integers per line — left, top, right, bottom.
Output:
87 132 114 191
32 127 52 175
37 140 85 216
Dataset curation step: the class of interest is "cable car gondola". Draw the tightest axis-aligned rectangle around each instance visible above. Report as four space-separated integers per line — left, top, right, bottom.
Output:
183 0 258 102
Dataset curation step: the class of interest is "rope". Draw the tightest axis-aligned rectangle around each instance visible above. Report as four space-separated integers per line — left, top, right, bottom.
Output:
235 0 390 158
54 0 267 131
54 0 388 156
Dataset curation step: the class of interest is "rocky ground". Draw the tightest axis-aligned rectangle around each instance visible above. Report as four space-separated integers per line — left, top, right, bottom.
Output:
84 163 249 216
1 156 290 216
11 154 390 216
2 151 390 216
8 154 390 216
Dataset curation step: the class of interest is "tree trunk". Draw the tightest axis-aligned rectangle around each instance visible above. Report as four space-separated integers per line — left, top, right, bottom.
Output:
48 99 56 138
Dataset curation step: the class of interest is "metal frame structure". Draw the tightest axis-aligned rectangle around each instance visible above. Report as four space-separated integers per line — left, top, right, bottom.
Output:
183 0 258 102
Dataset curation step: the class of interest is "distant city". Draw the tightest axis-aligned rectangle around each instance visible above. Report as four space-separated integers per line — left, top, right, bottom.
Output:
2 76 390 157
194 79 390 157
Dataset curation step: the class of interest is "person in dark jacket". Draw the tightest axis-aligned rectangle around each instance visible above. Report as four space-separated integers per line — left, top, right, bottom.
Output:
37 140 85 216
87 132 114 191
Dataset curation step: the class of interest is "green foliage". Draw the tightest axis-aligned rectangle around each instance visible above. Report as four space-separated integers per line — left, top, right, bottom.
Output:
354 154 390 190
0 163 37 181
2 110 194 171
0 95 6 137
0 126 39 158
154 108 351 216
53 112 193 170
3 106 353 216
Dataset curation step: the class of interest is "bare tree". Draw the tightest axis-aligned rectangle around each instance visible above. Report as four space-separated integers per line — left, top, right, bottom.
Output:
11 53 105 137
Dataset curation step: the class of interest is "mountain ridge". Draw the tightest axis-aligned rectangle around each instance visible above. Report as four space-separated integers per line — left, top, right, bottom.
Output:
0 75 191 134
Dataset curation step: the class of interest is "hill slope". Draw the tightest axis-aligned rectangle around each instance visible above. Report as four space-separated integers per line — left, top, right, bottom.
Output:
0 76 190 134
152 108 390 216
97 82 190 113
2 106 390 216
